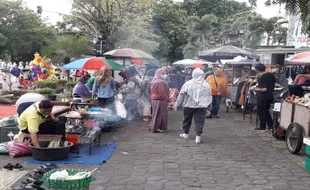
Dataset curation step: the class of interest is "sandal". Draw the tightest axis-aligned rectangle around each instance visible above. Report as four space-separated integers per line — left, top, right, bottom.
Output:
156 129 164 133
13 163 24 171
3 163 13 170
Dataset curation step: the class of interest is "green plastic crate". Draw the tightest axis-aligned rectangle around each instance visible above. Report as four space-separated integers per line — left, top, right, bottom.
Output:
305 156 310 173
306 145 310 155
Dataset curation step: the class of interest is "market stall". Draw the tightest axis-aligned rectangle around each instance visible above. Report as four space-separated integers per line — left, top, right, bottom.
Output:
277 52 310 154
222 56 257 106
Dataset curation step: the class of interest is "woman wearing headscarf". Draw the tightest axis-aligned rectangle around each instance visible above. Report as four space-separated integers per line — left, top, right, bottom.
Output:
92 67 116 109
73 75 92 100
140 69 156 121
206 68 229 118
151 68 170 133
175 69 212 144
118 70 141 121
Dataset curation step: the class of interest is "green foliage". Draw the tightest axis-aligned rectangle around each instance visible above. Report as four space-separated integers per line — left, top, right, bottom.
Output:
250 0 310 36
42 35 92 64
35 80 59 89
30 88 56 95
152 0 188 63
183 14 218 58
0 0 54 64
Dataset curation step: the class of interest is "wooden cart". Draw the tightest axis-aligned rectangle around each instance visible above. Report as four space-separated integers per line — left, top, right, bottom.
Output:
279 100 310 154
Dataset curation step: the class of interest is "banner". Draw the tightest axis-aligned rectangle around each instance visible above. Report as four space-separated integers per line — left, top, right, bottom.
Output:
287 13 310 48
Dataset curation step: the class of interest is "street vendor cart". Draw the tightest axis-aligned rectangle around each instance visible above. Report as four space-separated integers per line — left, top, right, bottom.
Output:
278 52 310 154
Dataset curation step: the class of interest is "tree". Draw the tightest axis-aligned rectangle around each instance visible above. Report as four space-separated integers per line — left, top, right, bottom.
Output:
0 0 53 64
60 0 155 53
42 35 92 64
249 0 310 36
183 14 217 58
152 0 188 63
109 22 161 55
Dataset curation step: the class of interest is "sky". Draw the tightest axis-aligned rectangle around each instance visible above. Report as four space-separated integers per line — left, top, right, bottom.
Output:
24 0 285 24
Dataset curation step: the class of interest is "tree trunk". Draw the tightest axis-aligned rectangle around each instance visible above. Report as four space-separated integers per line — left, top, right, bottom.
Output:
266 35 271 46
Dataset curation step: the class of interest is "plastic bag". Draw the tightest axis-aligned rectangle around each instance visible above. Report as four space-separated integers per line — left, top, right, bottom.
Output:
115 100 127 119
50 170 69 180
0 143 9 155
7 141 31 158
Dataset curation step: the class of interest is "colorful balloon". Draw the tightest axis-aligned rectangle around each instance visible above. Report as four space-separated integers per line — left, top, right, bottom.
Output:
36 66 41 71
32 72 37 78
42 68 47 74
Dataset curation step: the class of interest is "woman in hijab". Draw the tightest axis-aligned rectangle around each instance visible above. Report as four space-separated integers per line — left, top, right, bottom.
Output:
118 70 141 121
92 67 116 108
140 69 157 121
73 75 92 100
151 68 170 133
175 69 212 144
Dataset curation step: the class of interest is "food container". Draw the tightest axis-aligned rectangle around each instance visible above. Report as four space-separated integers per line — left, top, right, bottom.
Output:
30 141 73 161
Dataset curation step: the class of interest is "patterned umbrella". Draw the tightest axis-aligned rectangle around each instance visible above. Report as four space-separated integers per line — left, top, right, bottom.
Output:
63 58 125 70
103 48 154 59
285 52 310 65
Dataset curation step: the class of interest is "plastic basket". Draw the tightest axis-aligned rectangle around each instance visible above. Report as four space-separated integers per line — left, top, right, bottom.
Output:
41 169 95 190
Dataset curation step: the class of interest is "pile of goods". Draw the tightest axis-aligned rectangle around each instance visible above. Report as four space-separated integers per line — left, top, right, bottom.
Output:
286 95 310 106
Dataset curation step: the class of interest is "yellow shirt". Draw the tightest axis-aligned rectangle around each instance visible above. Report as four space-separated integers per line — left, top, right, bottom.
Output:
18 102 47 133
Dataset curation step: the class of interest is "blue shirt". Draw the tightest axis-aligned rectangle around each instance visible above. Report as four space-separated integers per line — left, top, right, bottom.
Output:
92 79 116 99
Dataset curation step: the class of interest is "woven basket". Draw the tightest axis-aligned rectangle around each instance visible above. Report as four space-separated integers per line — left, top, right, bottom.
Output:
41 169 95 190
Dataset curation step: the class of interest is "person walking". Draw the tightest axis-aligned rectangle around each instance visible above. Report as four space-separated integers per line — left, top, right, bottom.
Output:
206 67 229 118
150 68 170 133
175 69 212 144
118 70 141 121
92 67 116 109
250 64 276 130
140 69 156 121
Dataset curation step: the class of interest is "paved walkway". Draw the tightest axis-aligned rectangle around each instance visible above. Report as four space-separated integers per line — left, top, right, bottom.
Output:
91 110 310 190
2 109 310 189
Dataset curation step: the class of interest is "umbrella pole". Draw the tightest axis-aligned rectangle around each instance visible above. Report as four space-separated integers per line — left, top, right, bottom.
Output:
123 58 126 67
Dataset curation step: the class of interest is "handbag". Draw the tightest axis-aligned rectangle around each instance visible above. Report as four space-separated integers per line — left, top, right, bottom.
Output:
213 75 225 97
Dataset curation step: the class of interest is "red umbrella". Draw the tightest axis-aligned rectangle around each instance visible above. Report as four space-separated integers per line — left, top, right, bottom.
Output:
63 58 111 70
193 60 206 68
285 52 310 65
131 59 143 65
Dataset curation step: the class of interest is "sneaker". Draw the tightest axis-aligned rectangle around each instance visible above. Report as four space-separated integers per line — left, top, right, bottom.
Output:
13 163 24 171
3 163 13 170
180 133 189 140
195 136 201 144
143 118 149 122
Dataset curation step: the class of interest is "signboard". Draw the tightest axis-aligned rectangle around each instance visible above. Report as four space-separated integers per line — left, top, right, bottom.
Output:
287 14 310 47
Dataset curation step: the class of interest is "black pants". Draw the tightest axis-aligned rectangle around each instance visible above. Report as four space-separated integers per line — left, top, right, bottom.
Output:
22 116 67 140
182 107 207 136
257 97 273 130
98 97 115 112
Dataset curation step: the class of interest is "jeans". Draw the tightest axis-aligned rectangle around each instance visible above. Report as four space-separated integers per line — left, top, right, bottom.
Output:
212 96 221 115
257 97 273 130
182 107 207 136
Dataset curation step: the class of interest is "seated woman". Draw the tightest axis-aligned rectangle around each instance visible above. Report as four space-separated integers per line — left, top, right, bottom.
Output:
73 75 92 101
18 100 66 147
